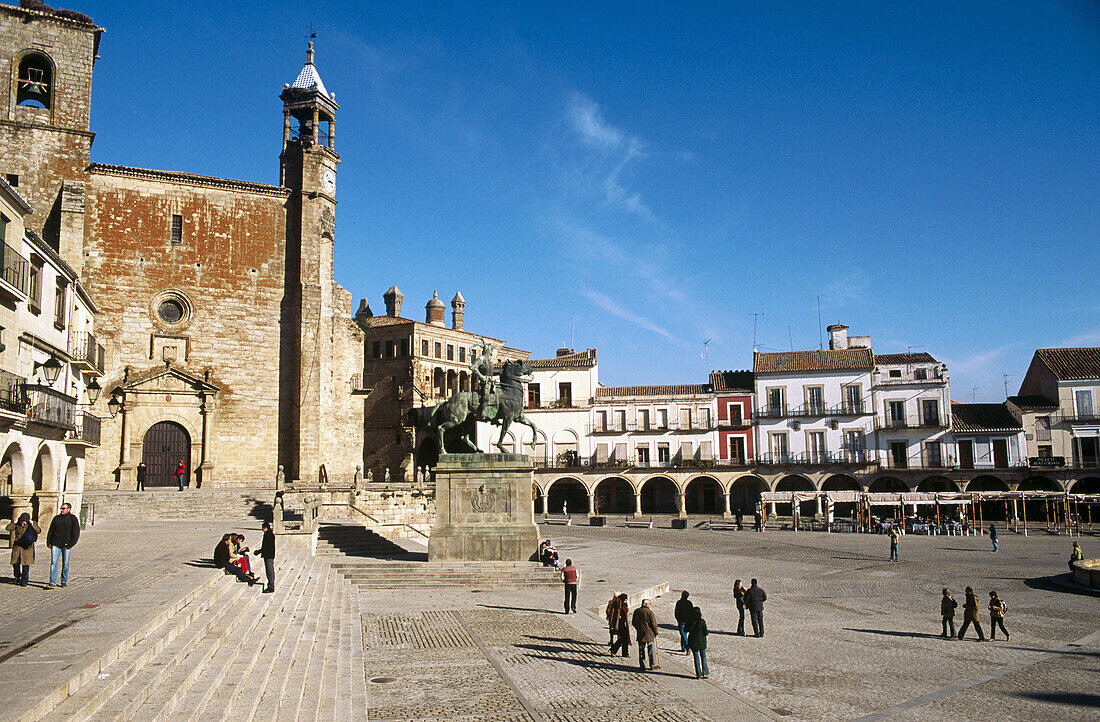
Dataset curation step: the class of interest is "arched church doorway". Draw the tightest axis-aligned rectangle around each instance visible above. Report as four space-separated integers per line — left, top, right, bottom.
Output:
142 422 191 487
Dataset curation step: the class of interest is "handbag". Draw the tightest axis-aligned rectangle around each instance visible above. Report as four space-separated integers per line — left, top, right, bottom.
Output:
15 524 36 549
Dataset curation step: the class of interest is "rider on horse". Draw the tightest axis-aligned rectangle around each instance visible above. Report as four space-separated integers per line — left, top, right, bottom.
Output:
470 340 497 419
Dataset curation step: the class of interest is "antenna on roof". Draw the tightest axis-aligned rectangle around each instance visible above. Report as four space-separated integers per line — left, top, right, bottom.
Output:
788 326 794 351
817 296 822 350
701 339 712 373
570 313 575 351
1002 373 1015 397
970 385 984 402
750 312 764 352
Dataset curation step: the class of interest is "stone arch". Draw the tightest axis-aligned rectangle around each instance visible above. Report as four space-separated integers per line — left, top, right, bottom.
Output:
63 458 82 503
917 476 959 492
966 475 1008 492
595 477 634 515
821 474 861 492
14 49 55 111
140 421 192 487
498 432 517 455
433 367 445 397
1070 477 1100 495
552 428 580 466
1016 476 1061 493
31 444 57 522
868 476 909 493
446 369 458 396
516 427 547 462
729 475 766 513
775 474 816 517
685 475 722 514
415 436 440 469
459 371 469 392
640 476 677 514
547 477 589 514
0 441 27 523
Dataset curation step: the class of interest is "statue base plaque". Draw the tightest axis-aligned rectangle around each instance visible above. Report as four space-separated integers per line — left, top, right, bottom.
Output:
428 453 539 562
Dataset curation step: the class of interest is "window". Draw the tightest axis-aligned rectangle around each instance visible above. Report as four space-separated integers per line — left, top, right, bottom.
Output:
729 436 746 464
1036 416 1051 441
527 383 540 409
808 431 826 463
558 382 572 407
447 344 454 361
890 441 908 468
53 279 67 329
679 407 691 428
637 408 649 431
728 403 742 426
889 369 902 378
4 174 16 187
398 338 408 357
806 386 825 415
434 342 442 359
679 441 694 462
1075 390 1095 419
767 387 785 414
459 346 466 363
925 441 942 467
770 433 788 461
595 443 609 464
421 339 429 356
614 410 626 431
170 214 183 244
921 399 940 427
28 258 42 311
371 341 380 358
595 410 607 431
636 445 650 466
914 368 928 380
384 340 393 357
657 408 668 429
657 443 670 465
888 400 906 428
17 53 52 109
843 384 862 413
1037 445 1052 458
698 408 710 428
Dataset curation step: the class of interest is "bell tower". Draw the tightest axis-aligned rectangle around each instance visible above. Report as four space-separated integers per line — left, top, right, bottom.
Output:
278 39 340 482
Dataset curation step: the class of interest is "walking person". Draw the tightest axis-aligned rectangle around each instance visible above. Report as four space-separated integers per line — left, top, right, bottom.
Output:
605 593 619 645
46 502 80 588
745 578 767 637
674 590 694 652
253 521 276 593
988 591 1010 641
888 527 899 561
6 513 41 587
940 588 957 638
175 459 187 491
608 593 631 657
1070 540 1083 572
631 599 659 671
733 579 747 635
957 586 986 641
989 523 998 552
687 606 709 679
136 462 146 491
560 558 579 614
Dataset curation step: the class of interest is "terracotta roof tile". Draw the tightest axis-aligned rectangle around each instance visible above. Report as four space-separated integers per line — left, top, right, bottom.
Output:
950 403 1022 432
528 348 597 369
1036 347 1100 381
754 348 874 374
1007 395 1059 410
596 383 712 398
874 352 938 365
709 370 753 392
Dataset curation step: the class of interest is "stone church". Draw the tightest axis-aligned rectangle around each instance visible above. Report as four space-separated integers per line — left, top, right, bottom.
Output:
0 2 365 489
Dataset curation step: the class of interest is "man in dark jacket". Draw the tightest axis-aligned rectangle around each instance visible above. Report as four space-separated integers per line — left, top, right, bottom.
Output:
214 535 255 585
253 522 276 593
46 502 80 588
674 590 694 653
745 578 767 637
957 586 985 641
631 599 660 671
940 588 958 638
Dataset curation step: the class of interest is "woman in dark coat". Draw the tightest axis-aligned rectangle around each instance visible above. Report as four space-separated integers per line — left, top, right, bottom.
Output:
733 579 746 635
688 606 710 679
6 513 42 586
608 593 631 657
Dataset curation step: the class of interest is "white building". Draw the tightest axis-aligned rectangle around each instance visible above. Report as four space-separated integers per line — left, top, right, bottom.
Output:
948 402 1025 472
0 177 102 526
871 352 952 470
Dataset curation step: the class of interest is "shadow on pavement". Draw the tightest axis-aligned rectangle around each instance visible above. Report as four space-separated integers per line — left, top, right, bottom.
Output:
521 652 697 679
184 558 217 568
477 603 554 614
1016 692 1100 708
843 627 943 640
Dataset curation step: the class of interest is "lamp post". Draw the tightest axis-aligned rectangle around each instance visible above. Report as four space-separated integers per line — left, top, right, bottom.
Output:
86 377 101 405
107 395 120 418
34 355 62 386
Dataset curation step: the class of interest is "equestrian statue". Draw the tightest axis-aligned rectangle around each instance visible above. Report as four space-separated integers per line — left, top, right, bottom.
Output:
427 341 539 453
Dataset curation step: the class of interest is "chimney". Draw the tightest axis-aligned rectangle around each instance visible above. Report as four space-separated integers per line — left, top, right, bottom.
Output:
383 285 403 318
556 348 575 357
451 291 465 331
353 298 373 331
827 323 849 350
425 289 445 326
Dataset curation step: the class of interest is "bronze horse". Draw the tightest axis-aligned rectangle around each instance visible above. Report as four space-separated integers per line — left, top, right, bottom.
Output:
427 359 539 453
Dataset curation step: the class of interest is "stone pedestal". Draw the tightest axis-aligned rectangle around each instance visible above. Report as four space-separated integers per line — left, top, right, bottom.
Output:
428 453 539 562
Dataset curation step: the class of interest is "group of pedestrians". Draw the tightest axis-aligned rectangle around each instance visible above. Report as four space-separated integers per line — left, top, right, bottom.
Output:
5 503 80 588
940 587 1010 641
213 522 275 593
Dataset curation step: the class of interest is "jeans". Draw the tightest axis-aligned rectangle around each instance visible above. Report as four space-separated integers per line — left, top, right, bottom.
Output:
176 473 185 491
609 628 630 657
750 609 764 637
222 561 252 583
12 563 28 586
890 543 898 561
990 617 1009 639
736 602 746 635
49 545 71 586
264 557 276 591
958 618 984 640
564 584 577 613
638 640 656 669
691 648 709 677
992 538 998 552
678 622 689 651
941 616 956 637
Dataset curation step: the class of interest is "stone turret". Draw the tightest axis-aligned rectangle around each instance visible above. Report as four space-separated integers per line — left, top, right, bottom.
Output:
827 323 849 350
426 290 445 326
383 286 403 318
353 298 373 330
451 291 465 331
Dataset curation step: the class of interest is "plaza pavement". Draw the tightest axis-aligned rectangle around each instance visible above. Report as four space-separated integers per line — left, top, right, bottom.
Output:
0 515 1095 720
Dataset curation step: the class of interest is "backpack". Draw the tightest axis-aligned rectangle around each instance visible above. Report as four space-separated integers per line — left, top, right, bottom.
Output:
16 524 36 549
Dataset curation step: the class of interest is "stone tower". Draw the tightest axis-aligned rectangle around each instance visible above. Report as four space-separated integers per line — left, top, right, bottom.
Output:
278 40 341 482
0 4 101 266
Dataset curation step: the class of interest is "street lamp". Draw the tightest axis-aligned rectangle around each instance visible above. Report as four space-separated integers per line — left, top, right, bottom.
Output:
107 395 121 418
86 377 101 404
34 356 62 386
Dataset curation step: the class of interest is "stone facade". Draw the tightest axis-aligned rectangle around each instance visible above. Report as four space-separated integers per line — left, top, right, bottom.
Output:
0 3 364 492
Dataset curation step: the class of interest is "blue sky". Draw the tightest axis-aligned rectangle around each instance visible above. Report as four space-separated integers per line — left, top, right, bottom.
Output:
76 1 1098 400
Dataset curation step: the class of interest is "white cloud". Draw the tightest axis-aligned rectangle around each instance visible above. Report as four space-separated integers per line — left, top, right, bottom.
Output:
582 288 676 342
1062 328 1100 347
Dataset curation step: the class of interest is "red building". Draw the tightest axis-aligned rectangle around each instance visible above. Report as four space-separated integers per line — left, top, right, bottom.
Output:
710 371 755 465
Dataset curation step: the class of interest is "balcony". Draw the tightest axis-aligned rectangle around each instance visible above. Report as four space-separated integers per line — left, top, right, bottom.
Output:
756 451 874 466
1061 412 1100 425
878 414 948 431
585 423 625 435
69 331 105 374
23 384 76 430
67 412 101 446
672 419 713 431
830 402 869 416
874 372 945 387
0 240 29 301
718 415 753 429
0 370 26 415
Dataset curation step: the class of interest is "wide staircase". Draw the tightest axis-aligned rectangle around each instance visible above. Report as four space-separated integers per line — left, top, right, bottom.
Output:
332 560 562 590
84 490 272 522
314 521 415 558
37 545 366 721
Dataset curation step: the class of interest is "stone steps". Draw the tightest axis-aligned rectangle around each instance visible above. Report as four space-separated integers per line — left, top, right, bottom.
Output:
314 522 410 557
332 560 561 589
38 546 366 721
84 490 273 522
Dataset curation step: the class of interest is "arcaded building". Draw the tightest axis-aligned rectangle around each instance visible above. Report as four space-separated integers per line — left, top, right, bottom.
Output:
0 3 363 489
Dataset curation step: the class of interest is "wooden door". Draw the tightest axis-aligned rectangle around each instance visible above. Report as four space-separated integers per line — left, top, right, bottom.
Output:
142 421 190 487
958 440 974 469
992 439 1009 468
